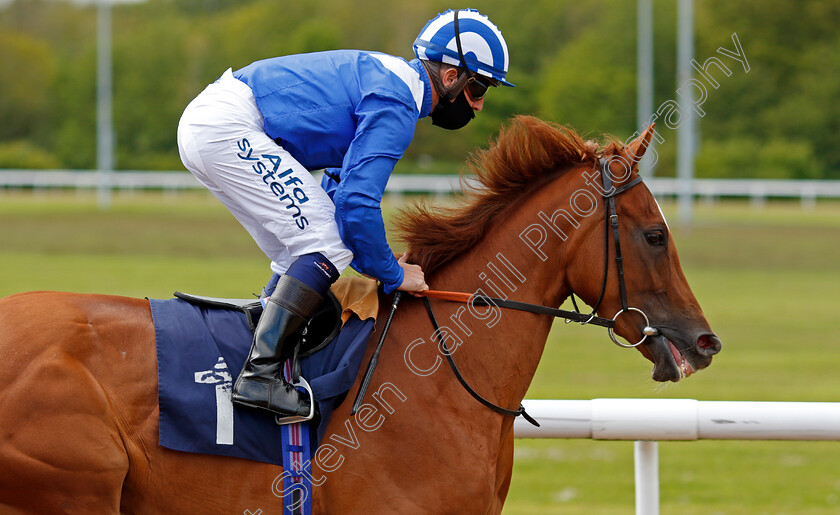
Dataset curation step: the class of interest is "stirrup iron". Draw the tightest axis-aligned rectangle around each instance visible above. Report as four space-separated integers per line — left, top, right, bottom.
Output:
274 377 315 426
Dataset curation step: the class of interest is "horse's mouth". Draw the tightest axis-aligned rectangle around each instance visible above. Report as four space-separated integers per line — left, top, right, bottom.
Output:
668 339 695 379
649 335 695 382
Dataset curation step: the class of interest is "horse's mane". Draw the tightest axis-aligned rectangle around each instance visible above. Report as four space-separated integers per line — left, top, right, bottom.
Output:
396 115 622 276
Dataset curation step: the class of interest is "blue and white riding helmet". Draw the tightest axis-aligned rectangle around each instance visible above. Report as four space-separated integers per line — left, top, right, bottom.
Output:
413 8 514 87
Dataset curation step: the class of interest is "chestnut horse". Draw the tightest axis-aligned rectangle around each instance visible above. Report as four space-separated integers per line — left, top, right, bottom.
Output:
0 116 720 514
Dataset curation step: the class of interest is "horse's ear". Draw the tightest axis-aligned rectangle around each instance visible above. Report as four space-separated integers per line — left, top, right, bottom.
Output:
625 123 656 165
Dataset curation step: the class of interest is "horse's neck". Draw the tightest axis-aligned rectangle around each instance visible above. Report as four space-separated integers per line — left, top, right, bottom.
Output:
434 170 583 312
433 231 568 311
424 179 579 408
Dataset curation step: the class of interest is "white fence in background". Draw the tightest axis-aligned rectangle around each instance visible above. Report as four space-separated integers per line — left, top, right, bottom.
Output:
2 170 840 205
512 399 840 515
0 170 462 195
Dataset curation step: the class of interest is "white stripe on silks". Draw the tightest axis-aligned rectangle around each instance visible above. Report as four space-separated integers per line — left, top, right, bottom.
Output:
369 53 425 113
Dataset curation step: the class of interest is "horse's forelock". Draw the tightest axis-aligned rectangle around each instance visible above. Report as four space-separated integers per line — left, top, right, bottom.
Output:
396 116 606 276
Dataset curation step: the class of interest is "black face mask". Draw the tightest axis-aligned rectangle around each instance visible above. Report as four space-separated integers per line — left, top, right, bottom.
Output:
431 90 475 130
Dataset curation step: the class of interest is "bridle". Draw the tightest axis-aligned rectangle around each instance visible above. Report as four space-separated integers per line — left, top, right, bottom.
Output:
571 157 657 348
423 157 658 346
351 157 659 425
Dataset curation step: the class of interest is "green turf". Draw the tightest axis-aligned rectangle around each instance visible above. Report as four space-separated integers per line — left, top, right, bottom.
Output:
1 190 839 513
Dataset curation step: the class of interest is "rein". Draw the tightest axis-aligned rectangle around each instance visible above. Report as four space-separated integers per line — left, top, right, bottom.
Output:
352 157 657 426
418 289 616 328
422 296 540 427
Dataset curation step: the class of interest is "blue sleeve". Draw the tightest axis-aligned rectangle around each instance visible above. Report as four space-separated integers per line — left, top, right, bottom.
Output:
334 156 404 293
331 91 418 294
320 168 340 199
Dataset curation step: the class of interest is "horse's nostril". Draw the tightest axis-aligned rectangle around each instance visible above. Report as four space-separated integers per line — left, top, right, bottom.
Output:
697 333 722 354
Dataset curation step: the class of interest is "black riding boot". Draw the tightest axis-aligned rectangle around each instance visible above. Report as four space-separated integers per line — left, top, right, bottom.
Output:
232 275 323 419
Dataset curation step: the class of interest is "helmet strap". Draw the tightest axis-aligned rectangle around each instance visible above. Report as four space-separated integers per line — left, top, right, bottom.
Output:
424 10 473 103
453 10 469 71
422 60 463 104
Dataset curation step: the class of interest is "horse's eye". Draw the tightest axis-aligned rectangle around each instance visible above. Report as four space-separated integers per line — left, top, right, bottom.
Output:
645 231 666 246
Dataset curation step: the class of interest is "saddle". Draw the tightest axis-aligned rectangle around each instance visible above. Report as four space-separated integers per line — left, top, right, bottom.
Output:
173 290 342 358
172 276 380 358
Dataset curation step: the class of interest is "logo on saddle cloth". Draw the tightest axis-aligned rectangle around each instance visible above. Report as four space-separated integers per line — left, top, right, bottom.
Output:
194 357 234 446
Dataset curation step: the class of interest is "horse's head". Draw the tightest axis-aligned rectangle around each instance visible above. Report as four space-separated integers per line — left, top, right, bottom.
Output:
563 126 721 382
398 116 720 382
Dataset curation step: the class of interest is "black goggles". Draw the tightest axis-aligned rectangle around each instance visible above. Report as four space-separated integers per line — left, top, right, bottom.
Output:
465 75 496 100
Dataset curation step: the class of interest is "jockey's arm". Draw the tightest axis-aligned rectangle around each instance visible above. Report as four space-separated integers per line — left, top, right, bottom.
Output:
324 88 424 293
328 154 404 293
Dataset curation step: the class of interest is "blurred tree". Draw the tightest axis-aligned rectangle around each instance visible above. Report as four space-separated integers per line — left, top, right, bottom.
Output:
0 30 55 142
697 0 840 178
0 0 836 177
761 36 840 178
167 0 241 16
0 140 60 168
113 5 191 170
51 48 96 169
696 137 818 179
536 1 636 138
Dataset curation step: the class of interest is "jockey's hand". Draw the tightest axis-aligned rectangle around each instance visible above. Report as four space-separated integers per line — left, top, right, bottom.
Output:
397 252 429 293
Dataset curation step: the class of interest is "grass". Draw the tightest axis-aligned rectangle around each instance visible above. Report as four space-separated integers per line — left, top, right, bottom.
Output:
0 190 268 298
1 190 839 513
509 199 840 514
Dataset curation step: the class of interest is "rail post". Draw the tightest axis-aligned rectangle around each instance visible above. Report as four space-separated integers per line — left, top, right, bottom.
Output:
634 440 659 515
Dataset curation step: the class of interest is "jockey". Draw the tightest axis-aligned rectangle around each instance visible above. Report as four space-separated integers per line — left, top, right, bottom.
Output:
176 9 513 422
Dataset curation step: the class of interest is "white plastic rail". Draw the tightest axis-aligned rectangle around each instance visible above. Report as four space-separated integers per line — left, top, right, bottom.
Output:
513 399 840 515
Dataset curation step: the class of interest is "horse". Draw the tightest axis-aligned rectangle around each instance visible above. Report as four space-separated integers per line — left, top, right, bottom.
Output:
0 116 721 514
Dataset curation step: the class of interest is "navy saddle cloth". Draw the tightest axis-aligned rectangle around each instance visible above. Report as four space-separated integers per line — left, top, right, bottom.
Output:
149 295 374 466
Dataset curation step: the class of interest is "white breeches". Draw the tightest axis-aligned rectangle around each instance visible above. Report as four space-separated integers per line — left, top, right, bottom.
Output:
177 69 353 276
